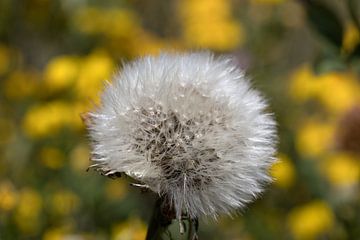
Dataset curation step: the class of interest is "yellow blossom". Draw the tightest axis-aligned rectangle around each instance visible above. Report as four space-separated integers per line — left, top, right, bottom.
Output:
44 55 80 91
290 66 360 114
14 188 42 234
39 147 65 169
288 201 334 239
50 189 80 216
270 154 296 188
179 0 244 51
315 73 360 114
74 8 140 38
22 101 82 138
74 7 180 57
76 50 115 102
322 153 360 188
0 181 18 211
296 119 335 158
111 218 147 240
289 65 319 102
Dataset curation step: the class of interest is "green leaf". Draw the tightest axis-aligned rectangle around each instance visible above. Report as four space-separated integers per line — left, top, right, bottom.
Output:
302 0 344 49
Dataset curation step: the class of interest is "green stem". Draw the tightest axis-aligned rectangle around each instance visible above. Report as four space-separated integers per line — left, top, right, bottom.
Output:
146 197 172 240
145 197 200 240
187 218 199 240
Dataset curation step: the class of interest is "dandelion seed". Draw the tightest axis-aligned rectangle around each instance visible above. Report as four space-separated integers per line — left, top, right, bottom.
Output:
86 52 277 220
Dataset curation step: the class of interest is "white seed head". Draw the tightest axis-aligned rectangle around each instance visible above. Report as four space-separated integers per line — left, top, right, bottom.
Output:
86 52 277 219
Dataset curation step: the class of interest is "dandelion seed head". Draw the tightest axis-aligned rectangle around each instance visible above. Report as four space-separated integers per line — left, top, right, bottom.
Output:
86 52 277 219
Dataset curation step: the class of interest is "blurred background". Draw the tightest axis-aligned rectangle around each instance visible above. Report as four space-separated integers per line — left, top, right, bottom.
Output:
0 0 360 239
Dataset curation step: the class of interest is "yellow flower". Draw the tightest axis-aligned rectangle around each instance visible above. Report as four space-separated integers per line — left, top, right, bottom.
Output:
179 0 244 51
76 50 115 102
322 153 359 188
39 147 65 169
0 181 18 211
342 23 360 54
111 218 147 240
44 55 80 92
50 189 79 216
296 119 335 158
316 73 360 114
14 188 42 234
4 70 38 100
288 201 334 239
22 101 82 138
270 154 296 188
289 65 320 102
290 65 360 114
74 7 139 38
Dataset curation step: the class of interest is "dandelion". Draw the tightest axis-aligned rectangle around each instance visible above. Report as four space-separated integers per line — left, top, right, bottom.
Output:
85 52 277 237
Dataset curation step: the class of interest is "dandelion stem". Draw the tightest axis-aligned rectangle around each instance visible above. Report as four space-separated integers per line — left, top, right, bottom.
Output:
146 197 172 240
146 197 200 240
187 217 199 240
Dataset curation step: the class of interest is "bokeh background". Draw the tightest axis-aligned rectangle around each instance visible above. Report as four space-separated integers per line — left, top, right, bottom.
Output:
1 0 360 239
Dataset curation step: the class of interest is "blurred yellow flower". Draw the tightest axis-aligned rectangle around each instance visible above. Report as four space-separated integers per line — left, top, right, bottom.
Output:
74 7 181 58
288 201 334 240
296 119 335 158
70 143 90 172
316 73 360 114
74 7 140 39
270 154 296 188
179 0 244 51
290 65 360 114
322 153 360 188
106 180 127 201
342 23 360 54
0 181 18 211
76 50 115 102
50 189 80 216
22 101 82 138
290 65 319 102
111 218 147 240
39 147 65 169
4 70 38 100
14 188 42 233
0 44 11 75
44 55 80 92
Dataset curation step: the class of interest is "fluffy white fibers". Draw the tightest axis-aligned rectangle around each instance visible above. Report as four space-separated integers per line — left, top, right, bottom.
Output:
86 52 277 219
